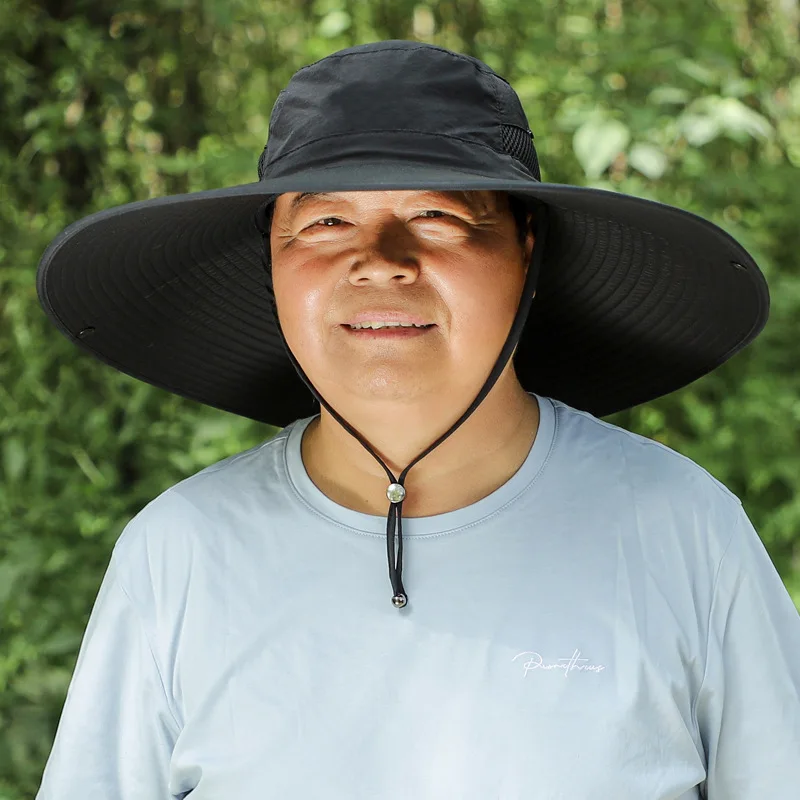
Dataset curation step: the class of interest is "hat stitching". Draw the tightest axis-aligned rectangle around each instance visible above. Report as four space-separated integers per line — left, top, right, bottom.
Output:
266 90 288 135
549 202 684 250
290 42 510 87
553 196 757 268
263 128 527 172
484 64 506 148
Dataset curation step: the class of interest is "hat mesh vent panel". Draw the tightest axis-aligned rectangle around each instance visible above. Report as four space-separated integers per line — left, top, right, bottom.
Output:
257 147 269 180
501 125 541 181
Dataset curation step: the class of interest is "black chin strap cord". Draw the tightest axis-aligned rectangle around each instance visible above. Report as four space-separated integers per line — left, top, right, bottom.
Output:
255 203 549 609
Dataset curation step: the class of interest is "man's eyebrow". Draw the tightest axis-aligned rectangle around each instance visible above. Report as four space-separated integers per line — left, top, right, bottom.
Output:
289 192 342 212
417 190 494 215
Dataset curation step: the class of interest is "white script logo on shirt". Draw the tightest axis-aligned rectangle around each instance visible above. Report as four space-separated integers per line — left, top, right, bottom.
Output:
512 649 606 678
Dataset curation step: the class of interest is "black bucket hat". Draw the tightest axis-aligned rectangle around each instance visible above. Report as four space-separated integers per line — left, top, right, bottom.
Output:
36 40 770 609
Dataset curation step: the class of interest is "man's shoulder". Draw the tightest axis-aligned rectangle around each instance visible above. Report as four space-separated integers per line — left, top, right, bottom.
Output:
547 398 744 574
112 423 297 565
549 397 741 509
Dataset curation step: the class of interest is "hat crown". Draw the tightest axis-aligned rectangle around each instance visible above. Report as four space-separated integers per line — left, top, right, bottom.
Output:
258 41 539 180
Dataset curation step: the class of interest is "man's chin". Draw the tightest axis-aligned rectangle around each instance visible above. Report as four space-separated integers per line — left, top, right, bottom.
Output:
319 367 446 405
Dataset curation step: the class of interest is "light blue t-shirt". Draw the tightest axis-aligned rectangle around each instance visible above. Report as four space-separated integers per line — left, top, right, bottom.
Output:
37 394 800 799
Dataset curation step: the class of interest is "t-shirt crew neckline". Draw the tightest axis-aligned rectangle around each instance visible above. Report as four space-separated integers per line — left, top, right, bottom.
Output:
283 393 556 537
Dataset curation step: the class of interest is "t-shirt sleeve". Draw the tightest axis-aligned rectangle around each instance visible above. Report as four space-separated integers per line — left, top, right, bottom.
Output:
36 552 180 799
694 503 800 798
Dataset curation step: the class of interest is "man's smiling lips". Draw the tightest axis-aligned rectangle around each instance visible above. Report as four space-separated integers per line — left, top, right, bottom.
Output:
340 310 437 338
340 324 436 339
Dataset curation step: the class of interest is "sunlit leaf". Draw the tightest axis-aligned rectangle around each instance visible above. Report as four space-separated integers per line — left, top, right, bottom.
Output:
573 118 631 178
318 10 351 38
628 142 669 179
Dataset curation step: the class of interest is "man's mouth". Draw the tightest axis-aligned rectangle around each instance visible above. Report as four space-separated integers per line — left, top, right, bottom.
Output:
342 323 436 338
346 322 433 330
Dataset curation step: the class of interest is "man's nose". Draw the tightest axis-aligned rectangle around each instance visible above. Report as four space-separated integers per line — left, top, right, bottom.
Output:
347 220 421 284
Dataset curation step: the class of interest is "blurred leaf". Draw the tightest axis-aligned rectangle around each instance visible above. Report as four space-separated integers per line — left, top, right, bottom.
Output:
2 438 26 483
679 112 722 146
647 86 690 106
676 58 718 86
318 10 351 38
681 96 773 147
628 142 668 179
573 117 631 178
711 97 773 139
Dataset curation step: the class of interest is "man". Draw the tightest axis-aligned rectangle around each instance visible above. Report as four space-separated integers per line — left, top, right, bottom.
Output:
36 41 799 798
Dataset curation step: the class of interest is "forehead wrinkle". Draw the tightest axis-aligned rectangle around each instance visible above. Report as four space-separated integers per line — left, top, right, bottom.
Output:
283 189 503 221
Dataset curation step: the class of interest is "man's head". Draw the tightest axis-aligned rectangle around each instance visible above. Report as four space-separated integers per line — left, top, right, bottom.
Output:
268 189 534 409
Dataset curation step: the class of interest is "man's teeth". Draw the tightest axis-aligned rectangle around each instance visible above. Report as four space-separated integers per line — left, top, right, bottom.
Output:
348 322 429 329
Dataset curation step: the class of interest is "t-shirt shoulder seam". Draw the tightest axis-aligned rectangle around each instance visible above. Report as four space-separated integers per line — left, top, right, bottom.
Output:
689 504 745 737
107 555 183 733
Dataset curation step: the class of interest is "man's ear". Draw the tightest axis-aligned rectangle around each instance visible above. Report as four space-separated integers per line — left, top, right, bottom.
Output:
523 212 535 272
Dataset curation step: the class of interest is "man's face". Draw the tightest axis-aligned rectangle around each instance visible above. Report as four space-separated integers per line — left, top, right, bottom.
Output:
269 189 534 405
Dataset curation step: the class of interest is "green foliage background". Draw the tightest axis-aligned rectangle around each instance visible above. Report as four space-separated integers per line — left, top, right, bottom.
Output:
1 0 798 795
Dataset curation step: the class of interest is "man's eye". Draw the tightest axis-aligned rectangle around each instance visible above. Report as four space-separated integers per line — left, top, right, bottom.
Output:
418 210 449 219
314 217 342 227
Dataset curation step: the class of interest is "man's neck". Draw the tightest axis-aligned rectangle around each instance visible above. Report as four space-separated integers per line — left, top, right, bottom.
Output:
300 385 540 518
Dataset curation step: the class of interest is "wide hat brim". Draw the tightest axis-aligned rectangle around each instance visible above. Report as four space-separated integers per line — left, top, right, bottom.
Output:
36 160 769 425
